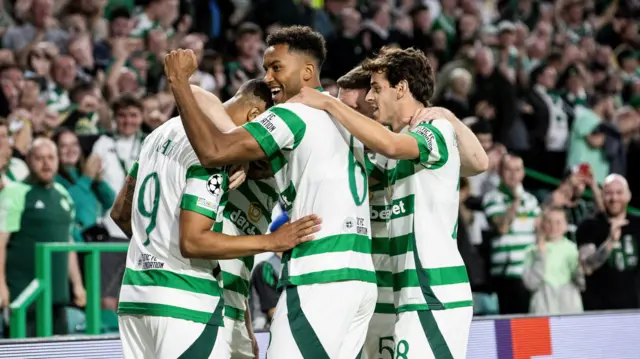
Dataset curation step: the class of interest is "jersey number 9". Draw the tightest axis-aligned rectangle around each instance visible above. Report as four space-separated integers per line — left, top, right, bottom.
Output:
137 172 161 246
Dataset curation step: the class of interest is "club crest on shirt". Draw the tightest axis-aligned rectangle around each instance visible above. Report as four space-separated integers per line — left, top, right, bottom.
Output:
248 202 262 223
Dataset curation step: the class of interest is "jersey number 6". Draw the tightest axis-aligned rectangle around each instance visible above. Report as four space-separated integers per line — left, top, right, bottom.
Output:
348 135 368 206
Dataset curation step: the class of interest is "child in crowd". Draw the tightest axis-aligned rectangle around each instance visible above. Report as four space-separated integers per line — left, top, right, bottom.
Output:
522 207 585 315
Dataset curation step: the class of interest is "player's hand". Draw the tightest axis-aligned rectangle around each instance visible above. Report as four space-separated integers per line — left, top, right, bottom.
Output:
164 49 198 83
229 164 248 190
411 106 456 128
250 334 259 358
268 214 322 252
287 87 330 110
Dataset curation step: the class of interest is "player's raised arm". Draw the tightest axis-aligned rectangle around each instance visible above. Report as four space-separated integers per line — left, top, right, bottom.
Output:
111 162 139 239
178 166 322 259
290 87 421 160
164 50 266 167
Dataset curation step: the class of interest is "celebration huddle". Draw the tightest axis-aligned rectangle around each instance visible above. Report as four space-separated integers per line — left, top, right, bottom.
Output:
113 25 488 359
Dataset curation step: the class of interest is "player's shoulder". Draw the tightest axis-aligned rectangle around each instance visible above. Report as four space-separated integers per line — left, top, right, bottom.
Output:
412 118 455 135
272 102 329 120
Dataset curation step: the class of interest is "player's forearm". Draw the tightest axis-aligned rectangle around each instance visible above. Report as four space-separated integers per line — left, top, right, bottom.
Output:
448 118 489 177
190 85 237 133
111 176 135 238
244 300 255 336
169 78 231 166
180 231 271 260
324 97 414 159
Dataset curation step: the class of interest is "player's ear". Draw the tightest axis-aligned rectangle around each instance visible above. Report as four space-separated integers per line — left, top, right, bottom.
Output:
396 79 408 100
302 62 314 82
247 106 261 122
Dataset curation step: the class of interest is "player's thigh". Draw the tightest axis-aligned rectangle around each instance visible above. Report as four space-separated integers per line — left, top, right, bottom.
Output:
302 281 376 358
266 290 303 359
394 308 473 359
362 313 396 359
431 306 473 359
118 315 153 359
394 311 433 359
149 316 230 359
229 319 254 359
334 282 377 359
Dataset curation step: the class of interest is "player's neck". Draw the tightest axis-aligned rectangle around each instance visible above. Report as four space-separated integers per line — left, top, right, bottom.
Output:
305 78 322 91
391 99 424 133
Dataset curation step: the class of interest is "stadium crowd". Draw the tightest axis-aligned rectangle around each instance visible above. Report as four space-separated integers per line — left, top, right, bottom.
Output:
0 0 639 338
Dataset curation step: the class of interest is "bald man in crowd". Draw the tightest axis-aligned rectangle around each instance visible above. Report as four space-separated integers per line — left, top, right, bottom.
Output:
577 174 640 310
0 138 85 337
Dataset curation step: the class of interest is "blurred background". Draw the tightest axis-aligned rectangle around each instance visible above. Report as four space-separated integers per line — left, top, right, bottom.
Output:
0 0 639 357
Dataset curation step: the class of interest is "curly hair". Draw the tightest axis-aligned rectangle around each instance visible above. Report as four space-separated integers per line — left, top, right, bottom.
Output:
266 26 327 67
362 47 435 106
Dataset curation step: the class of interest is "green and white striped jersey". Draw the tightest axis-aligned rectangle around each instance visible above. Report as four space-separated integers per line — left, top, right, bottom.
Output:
483 184 540 278
388 119 472 313
367 152 396 315
118 117 229 326
219 178 279 322
242 102 375 288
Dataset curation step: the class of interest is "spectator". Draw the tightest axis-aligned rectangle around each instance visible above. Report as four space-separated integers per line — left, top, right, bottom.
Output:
577 174 640 310
523 62 573 180
130 0 179 39
93 7 133 71
0 119 28 183
522 207 584 315
436 67 472 119
0 138 85 337
85 95 144 309
250 252 282 331
324 7 365 81
53 129 115 244
483 154 541 314
2 0 68 55
224 23 264 99
567 94 615 183
178 35 216 93
545 166 605 241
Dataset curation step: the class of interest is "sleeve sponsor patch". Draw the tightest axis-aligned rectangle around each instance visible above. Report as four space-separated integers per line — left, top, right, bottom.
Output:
197 197 218 211
258 112 277 133
412 125 435 152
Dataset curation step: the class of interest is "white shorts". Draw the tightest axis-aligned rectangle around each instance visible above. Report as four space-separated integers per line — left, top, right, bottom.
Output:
119 315 230 359
362 313 396 359
394 307 473 359
267 281 377 359
223 316 255 359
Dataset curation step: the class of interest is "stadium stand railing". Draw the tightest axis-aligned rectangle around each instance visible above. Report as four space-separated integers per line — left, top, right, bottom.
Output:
9 243 129 338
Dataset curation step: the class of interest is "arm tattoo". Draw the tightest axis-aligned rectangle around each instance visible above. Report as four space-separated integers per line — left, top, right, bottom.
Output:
584 241 614 271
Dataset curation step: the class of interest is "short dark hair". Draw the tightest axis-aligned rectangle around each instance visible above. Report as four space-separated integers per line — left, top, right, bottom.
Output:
0 64 21 74
337 66 370 90
235 22 262 40
237 79 274 109
69 81 95 103
112 94 143 114
362 47 435 107
109 6 131 21
266 26 327 67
